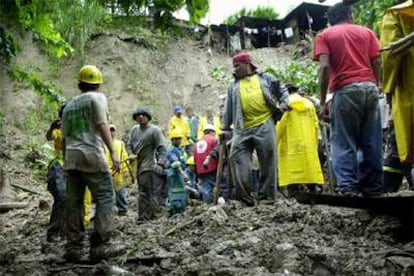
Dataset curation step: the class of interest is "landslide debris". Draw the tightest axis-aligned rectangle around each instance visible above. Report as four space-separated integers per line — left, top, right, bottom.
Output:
0 189 413 275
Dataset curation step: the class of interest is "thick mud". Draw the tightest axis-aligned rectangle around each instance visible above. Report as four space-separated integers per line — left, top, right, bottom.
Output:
1 188 413 275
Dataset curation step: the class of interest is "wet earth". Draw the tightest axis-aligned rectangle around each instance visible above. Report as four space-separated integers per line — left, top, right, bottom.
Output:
1 187 414 275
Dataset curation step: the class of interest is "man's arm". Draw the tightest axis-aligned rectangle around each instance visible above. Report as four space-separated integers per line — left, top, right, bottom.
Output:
221 85 233 131
318 54 331 105
154 128 168 167
371 56 381 87
126 127 136 155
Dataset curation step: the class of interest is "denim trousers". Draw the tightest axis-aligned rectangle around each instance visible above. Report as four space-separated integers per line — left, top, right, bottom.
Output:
199 172 216 203
330 82 383 195
46 161 66 239
115 187 128 212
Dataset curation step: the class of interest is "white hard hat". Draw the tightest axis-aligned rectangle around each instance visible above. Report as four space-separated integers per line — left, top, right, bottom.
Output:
203 124 215 133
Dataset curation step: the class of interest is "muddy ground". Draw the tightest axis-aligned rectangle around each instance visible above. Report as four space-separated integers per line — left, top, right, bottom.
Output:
1 186 413 275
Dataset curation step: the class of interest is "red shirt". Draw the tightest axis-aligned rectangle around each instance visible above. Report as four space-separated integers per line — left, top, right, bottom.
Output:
313 23 380 91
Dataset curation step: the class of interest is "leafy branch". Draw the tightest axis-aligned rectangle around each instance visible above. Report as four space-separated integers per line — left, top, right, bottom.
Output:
10 66 66 104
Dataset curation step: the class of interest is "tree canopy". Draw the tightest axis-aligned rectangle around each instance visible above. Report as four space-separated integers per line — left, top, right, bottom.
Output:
223 5 279 25
352 0 394 34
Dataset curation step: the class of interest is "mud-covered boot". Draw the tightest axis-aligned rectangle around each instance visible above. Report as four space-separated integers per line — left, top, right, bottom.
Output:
63 246 83 263
89 244 125 263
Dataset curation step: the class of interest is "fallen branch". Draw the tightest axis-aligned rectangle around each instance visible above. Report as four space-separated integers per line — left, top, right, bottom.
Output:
0 202 28 211
10 183 44 195
48 264 96 272
163 217 196 237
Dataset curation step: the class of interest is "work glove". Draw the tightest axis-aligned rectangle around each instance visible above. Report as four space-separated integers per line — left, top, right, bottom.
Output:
50 119 62 130
203 156 211 169
153 164 165 175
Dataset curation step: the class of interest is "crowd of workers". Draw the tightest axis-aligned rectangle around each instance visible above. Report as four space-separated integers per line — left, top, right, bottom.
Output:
43 0 414 263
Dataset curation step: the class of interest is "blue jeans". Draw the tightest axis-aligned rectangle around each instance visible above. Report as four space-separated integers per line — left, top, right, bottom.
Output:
116 187 128 212
46 160 66 239
330 82 383 195
199 172 216 203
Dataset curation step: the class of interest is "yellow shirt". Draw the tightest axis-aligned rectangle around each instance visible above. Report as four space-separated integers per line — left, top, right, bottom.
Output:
168 115 191 146
239 74 272 129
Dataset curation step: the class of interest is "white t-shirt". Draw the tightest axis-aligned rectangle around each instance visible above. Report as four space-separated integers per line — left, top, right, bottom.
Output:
62 91 109 172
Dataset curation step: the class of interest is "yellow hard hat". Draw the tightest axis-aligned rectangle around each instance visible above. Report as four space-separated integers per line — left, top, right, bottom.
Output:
170 129 184 139
78 65 103 84
186 156 195 165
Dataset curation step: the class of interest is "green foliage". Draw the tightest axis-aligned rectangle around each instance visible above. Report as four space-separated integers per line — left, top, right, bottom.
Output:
102 0 209 26
16 0 74 59
265 60 319 95
211 66 232 84
185 0 209 23
10 66 66 105
50 0 110 55
352 0 394 34
0 27 19 65
223 5 279 25
22 104 58 180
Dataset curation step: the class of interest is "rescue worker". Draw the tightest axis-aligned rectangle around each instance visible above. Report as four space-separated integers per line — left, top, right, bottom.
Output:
105 124 132 216
45 106 66 242
314 3 383 197
381 0 414 165
168 105 192 157
127 108 168 222
185 106 199 145
166 129 189 214
61 65 121 262
221 52 289 205
276 84 324 195
193 124 219 203
185 156 200 199
45 105 93 242
197 108 221 140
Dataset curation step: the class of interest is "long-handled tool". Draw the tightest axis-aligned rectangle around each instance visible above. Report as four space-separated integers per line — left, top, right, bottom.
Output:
381 31 414 57
213 142 226 204
320 122 336 193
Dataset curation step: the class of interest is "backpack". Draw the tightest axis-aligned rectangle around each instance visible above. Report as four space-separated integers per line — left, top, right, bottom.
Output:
166 168 188 215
